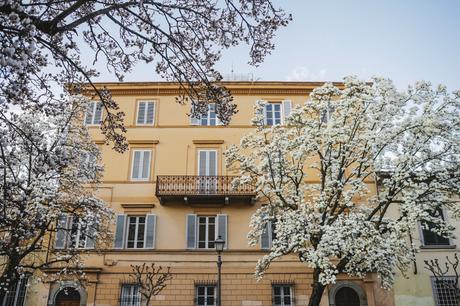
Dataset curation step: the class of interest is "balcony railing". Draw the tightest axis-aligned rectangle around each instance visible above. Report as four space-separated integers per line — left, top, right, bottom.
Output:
155 175 255 205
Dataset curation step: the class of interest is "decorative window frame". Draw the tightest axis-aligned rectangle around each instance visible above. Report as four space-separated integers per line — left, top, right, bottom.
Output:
328 281 368 306
47 281 87 306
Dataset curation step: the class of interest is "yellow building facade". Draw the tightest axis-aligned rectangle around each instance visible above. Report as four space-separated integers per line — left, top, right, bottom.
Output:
23 82 401 306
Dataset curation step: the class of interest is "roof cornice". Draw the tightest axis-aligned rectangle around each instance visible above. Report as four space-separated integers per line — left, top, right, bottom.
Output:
83 81 345 96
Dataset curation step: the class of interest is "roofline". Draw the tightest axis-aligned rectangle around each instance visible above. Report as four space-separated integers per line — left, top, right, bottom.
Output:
82 81 346 96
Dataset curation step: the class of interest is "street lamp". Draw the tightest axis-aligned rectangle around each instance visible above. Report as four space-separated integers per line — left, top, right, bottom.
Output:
215 235 225 306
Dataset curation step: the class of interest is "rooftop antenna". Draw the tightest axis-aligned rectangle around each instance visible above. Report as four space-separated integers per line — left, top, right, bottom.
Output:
231 62 234 80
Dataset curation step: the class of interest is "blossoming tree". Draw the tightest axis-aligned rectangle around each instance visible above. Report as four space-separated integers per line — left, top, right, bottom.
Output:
0 98 112 301
225 77 460 306
0 0 290 151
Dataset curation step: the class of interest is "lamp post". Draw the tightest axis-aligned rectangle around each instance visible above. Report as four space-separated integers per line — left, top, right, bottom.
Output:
214 235 225 306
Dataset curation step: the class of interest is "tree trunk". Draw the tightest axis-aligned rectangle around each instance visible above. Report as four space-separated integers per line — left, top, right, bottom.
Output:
308 268 326 306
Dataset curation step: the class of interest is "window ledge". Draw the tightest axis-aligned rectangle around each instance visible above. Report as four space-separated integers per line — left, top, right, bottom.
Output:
420 245 456 250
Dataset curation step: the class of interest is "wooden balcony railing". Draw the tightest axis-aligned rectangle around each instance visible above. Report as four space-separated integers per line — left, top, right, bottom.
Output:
155 175 255 197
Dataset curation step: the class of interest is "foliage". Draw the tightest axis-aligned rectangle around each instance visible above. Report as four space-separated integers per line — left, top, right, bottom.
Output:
0 97 112 299
226 77 460 306
0 0 291 151
129 263 172 306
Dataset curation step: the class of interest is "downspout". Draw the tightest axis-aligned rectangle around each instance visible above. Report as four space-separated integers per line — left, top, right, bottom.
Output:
93 272 100 306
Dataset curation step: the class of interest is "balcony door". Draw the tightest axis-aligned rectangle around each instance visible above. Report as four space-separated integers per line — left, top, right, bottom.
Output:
197 150 217 193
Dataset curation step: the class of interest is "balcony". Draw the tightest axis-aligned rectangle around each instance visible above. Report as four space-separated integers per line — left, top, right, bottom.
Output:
155 175 256 206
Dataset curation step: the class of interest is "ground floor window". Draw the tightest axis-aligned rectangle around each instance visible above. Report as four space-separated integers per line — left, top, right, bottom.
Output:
431 276 459 306
196 285 216 306
1 277 28 306
272 284 293 306
120 284 141 306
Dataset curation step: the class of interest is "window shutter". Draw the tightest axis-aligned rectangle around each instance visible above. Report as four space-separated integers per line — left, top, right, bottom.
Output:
262 103 268 125
114 214 126 249
208 151 217 176
55 214 69 249
216 214 228 249
190 103 200 125
186 214 197 249
132 151 141 179
260 222 272 250
85 221 96 249
282 100 292 122
137 101 146 124
198 151 207 176
84 102 94 125
146 102 155 125
93 102 103 124
141 151 151 179
145 214 157 249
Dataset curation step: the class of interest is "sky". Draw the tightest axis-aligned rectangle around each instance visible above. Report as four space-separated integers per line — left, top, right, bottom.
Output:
94 0 460 90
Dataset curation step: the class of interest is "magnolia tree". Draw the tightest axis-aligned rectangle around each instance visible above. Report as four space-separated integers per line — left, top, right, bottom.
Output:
0 0 290 151
0 97 112 301
225 77 460 306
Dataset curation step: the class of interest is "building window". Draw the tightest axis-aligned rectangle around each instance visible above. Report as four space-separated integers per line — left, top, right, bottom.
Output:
272 285 293 306
320 105 335 123
431 276 459 306
136 101 155 125
114 214 156 250
131 149 152 181
421 208 451 247
69 217 95 249
54 215 95 250
84 101 103 125
186 214 227 250
198 216 216 249
126 216 146 249
1 277 28 306
196 285 216 306
261 221 276 250
200 103 218 126
264 103 282 126
120 284 141 306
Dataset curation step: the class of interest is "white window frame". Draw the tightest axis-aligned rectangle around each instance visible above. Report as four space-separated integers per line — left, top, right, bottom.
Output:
419 208 453 247
197 149 218 176
71 221 92 249
196 285 216 306
136 100 155 126
125 216 147 249
264 102 283 126
130 149 152 181
200 103 219 126
120 284 141 306
84 101 103 125
272 285 294 306
197 216 216 249
431 276 458 306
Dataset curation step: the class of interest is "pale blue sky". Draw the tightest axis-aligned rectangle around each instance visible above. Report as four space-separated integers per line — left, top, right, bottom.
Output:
94 0 460 89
